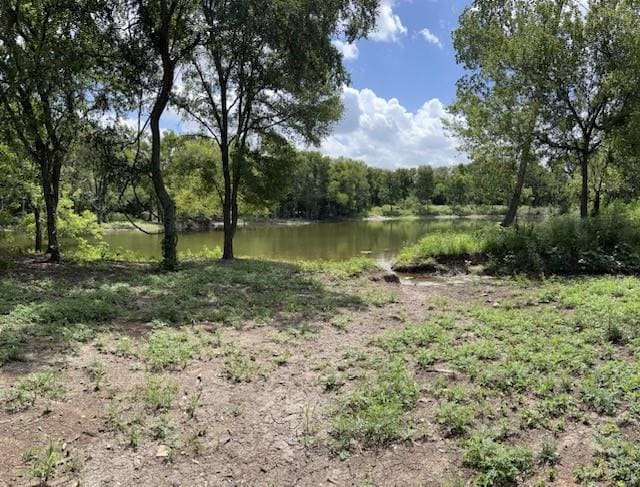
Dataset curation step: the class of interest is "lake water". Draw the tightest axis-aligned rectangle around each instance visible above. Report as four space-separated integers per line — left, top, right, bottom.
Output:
102 219 492 261
1 219 493 262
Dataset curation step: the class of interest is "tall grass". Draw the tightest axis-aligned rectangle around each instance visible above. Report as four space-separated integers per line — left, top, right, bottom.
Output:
484 208 640 275
394 232 484 269
394 205 640 275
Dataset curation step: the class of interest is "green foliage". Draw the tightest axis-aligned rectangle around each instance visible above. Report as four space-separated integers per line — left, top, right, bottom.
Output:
575 426 640 485
3 371 65 412
485 209 640 275
395 232 483 269
223 344 256 383
22 440 64 484
330 359 419 453
462 433 533 487
434 401 475 437
140 376 177 412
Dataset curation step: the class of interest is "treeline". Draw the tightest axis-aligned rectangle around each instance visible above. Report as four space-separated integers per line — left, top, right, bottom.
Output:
0 131 571 229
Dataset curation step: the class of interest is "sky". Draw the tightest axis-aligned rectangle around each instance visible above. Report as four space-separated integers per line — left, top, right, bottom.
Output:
162 0 472 170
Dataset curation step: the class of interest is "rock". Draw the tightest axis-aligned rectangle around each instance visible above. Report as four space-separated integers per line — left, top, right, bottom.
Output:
370 272 401 284
156 445 171 458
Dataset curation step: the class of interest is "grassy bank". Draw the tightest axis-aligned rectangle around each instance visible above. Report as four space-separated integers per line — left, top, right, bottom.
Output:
1 257 639 485
395 208 640 275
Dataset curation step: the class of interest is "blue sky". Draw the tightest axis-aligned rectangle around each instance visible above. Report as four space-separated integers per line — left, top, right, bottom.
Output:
162 0 471 169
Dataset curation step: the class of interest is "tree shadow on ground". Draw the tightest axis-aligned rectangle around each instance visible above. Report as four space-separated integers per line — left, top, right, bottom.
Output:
0 258 366 369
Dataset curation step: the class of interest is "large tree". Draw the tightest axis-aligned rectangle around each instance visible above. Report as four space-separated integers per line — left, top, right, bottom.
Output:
177 0 379 259
0 0 111 261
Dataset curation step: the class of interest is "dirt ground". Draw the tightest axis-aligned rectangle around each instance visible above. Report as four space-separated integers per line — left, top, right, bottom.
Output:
0 261 636 486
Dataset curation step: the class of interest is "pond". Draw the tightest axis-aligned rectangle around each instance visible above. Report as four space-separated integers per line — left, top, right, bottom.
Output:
103 218 492 262
1 218 494 262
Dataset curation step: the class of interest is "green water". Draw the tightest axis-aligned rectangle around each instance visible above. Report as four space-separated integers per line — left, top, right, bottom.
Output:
2 219 493 261
104 219 491 261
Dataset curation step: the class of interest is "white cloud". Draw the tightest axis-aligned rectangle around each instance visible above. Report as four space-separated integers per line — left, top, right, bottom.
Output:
369 0 407 43
419 28 443 49
321 87 465 169
332 40 360 60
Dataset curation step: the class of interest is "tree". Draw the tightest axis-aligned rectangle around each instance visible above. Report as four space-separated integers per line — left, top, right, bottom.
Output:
0 0 111 261
177 0 378 260
118 0 200 269
414 166 434 203
452 0 568 226
536 1 640 218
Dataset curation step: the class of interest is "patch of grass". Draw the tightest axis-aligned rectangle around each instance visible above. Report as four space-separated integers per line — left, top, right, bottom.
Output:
139 376 178 412
3 371 65 412
144 326 217 371
330 359 419 453
462 432 533 486
434 401 475 437
87 358 107 391
395 232 483 269
223 344 256 383
22 440 63 484
575 425 640 485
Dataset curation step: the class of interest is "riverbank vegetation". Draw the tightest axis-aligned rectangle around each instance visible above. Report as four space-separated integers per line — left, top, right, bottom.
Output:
395 205 640 276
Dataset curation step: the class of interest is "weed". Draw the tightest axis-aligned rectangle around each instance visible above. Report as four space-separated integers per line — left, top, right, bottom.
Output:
3 371 65 412
22 440 63 484
150 414 174 440
140 376 177 412
462 432 533 486
87 358 107 391
330 359 419 452
434 401 475 437
185 391 202 419
537 437 559 466
223 344 255 383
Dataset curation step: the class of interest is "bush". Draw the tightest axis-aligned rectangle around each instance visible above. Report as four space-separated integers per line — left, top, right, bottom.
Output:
484 207 640 275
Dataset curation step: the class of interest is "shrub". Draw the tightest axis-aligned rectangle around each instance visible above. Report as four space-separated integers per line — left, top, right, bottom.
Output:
484 208 640 275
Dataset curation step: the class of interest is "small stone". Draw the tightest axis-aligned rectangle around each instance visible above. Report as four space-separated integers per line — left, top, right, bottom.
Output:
156 445 171 458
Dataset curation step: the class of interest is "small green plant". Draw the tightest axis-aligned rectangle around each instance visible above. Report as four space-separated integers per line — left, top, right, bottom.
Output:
87 358 107 391
330 359 419 453
273 351 290 367
537 437 559 466
223 344 255 383
434 401 475 437
462 432 533 486
127 422 142 449
105 402 124 432
150 414 174 440
23 440 63 484
300 402 318 448
331 316 350 331
185 391 202 419
4 371 65 412
604 323 625 344
322 372 346 391
140 376 177 412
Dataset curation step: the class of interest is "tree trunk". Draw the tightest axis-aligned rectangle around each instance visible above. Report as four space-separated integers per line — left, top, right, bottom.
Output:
40 159 61 262
592 190 601 217
221 150 234 260
149 60 178 270
502 140 532 227
580 153 589 219
34 206 42 253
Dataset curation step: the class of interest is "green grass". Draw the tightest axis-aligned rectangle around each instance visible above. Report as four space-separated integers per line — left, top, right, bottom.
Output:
394 232 483 270
3 371 65 412
0 259 364 366
329 359 419 453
